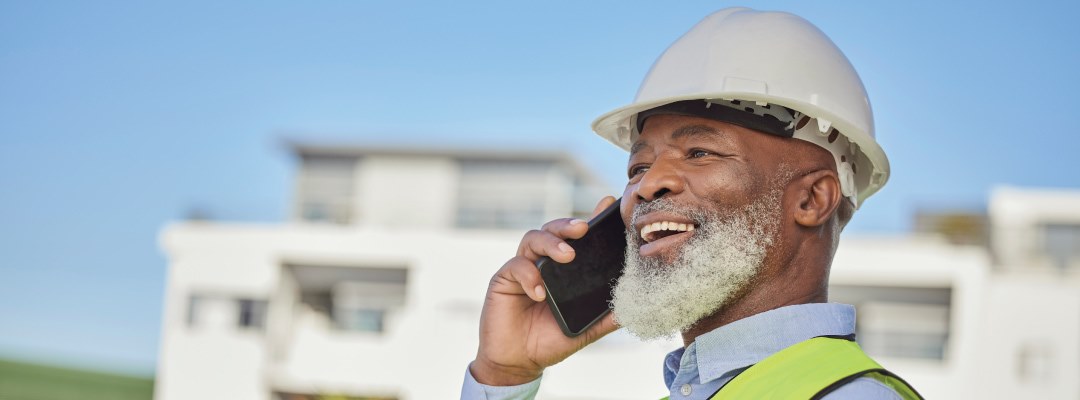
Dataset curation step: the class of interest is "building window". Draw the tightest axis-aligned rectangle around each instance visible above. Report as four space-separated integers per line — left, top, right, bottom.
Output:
1017 342 1053 382
829 285 951 360
858 301 949 359
331 280 407 333
186 294 268 332
237 298 268 330
1042 223 1080 270
290 264 408 334
335 309 385 332
186 294 233 329
295 155 357 224
456 160 552 230
186 295 203 327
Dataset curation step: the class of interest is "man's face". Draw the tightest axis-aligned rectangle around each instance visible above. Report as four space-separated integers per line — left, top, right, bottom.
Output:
619 114 781 255
610 114 788 340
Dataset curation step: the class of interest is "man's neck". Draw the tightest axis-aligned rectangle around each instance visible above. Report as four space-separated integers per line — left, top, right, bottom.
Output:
679 292 826 346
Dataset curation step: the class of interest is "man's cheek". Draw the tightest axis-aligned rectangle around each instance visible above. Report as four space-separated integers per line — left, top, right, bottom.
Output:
620 188 635 224
692 170 758 205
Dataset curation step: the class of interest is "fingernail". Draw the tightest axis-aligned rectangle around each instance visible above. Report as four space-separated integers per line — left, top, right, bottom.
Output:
534 285 546 300
558 242 574 254
570 219 587 225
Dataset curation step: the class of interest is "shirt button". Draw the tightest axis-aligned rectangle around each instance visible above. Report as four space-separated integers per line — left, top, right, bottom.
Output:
680 384 693 396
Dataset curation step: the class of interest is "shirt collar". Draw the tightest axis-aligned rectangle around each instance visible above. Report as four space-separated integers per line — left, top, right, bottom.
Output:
665 303 856 385
663 346 686 387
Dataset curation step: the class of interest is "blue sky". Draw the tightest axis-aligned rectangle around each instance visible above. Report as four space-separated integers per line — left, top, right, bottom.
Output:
1 1 1078 375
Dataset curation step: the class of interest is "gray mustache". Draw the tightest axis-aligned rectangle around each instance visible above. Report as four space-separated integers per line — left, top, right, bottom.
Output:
630 198 704 226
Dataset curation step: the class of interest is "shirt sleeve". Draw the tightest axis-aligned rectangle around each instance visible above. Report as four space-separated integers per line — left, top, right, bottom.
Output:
819 376 904 400
460 364 542 400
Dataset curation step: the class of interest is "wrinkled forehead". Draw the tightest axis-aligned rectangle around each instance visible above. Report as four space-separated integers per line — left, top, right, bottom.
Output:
629 114 763 157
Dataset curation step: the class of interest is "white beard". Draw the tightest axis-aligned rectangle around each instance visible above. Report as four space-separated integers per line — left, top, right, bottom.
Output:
610 194 780 340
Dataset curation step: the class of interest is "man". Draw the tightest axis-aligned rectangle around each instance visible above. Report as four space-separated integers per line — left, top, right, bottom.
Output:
462 8 922 399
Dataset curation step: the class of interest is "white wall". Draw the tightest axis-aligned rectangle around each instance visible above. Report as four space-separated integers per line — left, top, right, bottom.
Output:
355 155 459 229
975 275 1080 399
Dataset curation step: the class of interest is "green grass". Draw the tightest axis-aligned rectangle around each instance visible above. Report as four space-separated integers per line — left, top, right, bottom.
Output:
0 358 154 400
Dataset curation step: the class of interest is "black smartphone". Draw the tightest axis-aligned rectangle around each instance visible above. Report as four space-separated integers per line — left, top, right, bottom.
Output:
536 198 627 337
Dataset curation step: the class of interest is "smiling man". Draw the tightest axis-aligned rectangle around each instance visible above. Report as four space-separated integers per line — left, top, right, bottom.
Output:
462 8 922 400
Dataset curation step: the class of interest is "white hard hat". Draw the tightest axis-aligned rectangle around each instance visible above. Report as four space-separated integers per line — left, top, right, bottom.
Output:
592 7 888 208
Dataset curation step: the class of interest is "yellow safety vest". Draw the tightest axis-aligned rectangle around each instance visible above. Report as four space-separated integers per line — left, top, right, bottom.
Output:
662 337 922 399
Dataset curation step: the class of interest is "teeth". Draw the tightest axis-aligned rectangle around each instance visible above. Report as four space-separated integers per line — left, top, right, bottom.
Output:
639 221 695 243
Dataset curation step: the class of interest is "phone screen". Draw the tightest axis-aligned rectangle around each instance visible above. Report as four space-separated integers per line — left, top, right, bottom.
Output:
536 198 626 337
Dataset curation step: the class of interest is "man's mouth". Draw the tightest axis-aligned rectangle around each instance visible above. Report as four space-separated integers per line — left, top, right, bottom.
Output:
640 221 696 243
637 220 698 258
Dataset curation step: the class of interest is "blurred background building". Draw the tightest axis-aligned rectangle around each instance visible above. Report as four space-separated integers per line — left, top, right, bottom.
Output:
156 144 1080 400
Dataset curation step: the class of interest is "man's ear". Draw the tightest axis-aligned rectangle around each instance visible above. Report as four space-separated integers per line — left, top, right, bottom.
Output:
791 169 842 228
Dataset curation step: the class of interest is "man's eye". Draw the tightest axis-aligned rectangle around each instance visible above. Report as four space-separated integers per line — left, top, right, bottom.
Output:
688 149 713 158
629 165 650 177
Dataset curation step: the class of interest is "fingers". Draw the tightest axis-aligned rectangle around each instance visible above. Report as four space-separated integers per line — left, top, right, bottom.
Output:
516 196 619 261
518 220 588 262
494 256 547 301
502 196 620 304
541 217 590 240
590 195 618 219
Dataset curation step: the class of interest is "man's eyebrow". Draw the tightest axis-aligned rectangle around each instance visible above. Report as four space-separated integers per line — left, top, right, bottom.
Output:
630 140 650 156
671 124 720 141
630 124 727 156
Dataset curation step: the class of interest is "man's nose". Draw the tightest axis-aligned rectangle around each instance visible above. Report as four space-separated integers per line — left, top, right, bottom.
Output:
633 157 685 202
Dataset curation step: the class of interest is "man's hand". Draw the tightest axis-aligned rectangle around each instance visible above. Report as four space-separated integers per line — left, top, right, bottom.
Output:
470 196 621 386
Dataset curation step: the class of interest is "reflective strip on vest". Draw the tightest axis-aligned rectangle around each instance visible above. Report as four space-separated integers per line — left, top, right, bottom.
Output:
660 337 922 400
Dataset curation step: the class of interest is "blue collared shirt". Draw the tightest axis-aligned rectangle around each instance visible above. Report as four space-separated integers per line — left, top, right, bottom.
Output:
462 303 902 399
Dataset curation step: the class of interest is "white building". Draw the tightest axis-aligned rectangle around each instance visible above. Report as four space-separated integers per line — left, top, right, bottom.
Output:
827 186 1080 399
156 144 1080 400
